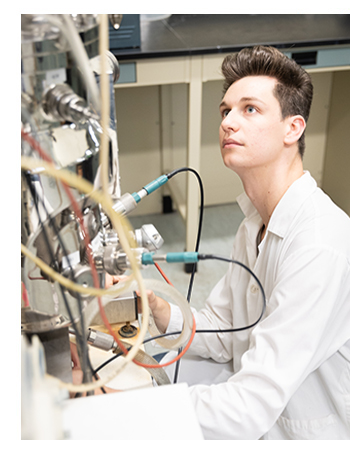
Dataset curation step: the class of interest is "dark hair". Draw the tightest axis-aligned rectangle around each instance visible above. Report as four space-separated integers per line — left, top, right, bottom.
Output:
221 46 313 158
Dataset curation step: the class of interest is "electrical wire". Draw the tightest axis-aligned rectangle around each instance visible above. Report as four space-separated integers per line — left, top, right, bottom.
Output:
196 254 266 332
166 167 204 383
21 282 30 307
89 167 204 378
24 172 92 387
20 135 132 299
21 149 197 382
114 256 197 370
21 151 264 379
21 129 97 386
166 167 204 266
21 151 150 394
21 141 263 386
89 248 189 377
21 160 197 372
154 262 174 286
21 14 154 392
93 254 266 376
21 130 103 297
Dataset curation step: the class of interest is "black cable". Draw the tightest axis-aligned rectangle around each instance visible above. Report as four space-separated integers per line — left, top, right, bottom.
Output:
92 252 266 377
149 255 266 337
166 167 204 383
166 167 204 262
91 254 266 378
92 351 123 376
26 164 264 387
195 254 266 332
24 173 98 392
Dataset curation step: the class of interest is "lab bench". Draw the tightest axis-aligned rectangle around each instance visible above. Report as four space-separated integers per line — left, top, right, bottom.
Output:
111 14 350 253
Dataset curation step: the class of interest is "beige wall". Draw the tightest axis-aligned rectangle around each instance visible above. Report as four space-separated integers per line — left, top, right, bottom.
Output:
322 71 350 215
114 69 350 216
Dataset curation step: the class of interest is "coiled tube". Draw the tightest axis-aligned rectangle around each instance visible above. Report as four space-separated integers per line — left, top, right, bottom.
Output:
131 278 194 350
83 278 194 351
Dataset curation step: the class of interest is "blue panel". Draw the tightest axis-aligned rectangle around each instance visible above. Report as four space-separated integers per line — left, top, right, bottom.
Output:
116 62 136 84
284 47 350 69
317 48 350 68
109 14 140 50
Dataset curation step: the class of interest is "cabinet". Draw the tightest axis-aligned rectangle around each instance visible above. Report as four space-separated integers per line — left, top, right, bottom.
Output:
114 51 350 252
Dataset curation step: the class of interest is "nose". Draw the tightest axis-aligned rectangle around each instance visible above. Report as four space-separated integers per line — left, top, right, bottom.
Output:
220 110 239 133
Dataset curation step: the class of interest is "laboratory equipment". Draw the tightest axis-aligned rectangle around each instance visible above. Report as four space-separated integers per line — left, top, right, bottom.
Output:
21 14 195 439
20 14 265 440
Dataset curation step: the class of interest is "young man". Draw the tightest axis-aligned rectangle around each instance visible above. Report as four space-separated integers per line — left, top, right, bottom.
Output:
145 46 350 439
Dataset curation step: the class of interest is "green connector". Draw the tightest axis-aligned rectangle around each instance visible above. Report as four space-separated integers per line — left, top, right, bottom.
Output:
142 253 155 265
165 252 199 264
141 252 199 265
143 175 168 194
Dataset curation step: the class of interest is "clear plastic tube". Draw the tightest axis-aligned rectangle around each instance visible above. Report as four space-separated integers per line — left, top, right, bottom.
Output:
21 243 132 298
21 156 149 393
83 279 194 351
21 15 142 393
129 279 194 350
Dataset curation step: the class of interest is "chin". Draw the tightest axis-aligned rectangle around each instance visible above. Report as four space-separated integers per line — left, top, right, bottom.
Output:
223 154 240 170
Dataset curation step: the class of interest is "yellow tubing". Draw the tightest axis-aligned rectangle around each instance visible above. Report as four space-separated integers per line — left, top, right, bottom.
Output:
98 13 110 197
21 156 149 393
21 243 132 298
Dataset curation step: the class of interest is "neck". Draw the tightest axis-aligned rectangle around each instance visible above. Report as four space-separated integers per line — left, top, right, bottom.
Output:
240 157 304 228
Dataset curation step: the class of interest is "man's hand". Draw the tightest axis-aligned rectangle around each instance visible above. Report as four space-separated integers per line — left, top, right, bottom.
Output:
136 289 171 334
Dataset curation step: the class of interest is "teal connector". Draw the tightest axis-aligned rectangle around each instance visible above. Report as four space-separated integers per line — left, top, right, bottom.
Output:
142 252 155 265
165 252 199 264
141 252 199 265
131 175 168 204
132 192 141 203
143 175 168 194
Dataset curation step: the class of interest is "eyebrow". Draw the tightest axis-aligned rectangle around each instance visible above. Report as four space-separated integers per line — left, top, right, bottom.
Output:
219 100 228 109
240 96 266 105
219 96 267 109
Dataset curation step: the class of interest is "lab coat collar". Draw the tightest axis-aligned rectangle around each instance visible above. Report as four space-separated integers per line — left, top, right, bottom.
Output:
237 171 318 239
268 171 317 238
237 190 260 220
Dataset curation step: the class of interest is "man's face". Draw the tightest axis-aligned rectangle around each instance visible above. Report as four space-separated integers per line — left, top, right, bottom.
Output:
219 75 289 175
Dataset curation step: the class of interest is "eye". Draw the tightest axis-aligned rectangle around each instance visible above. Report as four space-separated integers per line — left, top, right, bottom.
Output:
221 109 230 118
245 105 257 114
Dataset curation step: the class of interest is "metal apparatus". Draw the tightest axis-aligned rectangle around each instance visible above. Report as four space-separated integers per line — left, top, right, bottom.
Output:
21 14 122 322
20 14 166 322
21 15 195 440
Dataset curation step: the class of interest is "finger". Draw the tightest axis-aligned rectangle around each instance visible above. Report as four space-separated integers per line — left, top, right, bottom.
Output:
135 289 155 313
105 274 130 288
135 289 155 300
71 368 84 386
70 342 81 369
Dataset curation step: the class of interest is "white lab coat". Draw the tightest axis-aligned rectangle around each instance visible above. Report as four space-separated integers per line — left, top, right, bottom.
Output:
165 172 350 439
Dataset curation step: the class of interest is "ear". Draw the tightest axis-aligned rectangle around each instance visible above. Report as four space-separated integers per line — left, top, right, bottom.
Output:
284 115 306 146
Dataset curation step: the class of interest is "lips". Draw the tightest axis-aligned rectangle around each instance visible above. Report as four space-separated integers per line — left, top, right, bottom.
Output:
222 138 243 148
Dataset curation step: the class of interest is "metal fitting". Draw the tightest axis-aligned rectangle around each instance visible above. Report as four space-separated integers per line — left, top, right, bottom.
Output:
87 328 117 351
134 224 164 251
41 84 99 123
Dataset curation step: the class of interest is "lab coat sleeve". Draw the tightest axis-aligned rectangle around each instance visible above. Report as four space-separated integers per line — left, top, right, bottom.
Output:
167 272 235 363
186 246 350 439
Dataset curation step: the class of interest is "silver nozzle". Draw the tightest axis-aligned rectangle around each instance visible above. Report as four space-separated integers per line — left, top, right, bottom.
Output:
41 84 99 123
